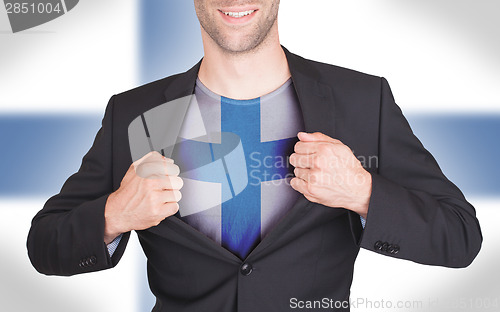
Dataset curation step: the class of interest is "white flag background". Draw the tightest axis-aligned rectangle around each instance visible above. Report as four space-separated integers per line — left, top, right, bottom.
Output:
0 1 498 311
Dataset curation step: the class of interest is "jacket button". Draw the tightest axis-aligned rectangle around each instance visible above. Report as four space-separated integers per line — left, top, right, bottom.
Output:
374 241 383 250
89 256 97 265
381 242 389 252
387 244 395 253
392 245 400 254
240 263 253 276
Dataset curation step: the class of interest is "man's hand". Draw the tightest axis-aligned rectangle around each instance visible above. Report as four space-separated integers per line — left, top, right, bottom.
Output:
104 151 183 244
289 132 371 219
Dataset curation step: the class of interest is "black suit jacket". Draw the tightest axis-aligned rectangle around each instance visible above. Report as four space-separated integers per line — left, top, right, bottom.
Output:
27 47 482 311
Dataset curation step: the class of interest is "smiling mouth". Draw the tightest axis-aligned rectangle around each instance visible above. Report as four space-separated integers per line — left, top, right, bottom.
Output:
219 9 257 18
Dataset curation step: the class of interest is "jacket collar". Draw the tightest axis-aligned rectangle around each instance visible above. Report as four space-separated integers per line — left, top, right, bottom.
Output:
163 45 336 138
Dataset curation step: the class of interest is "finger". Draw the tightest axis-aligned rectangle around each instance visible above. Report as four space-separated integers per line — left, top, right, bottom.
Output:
290 153 316 168
136 162 178 178
160 176 184 190
162 157 174 164
165 163 180 176
293 167 310 181
161 202 180 217
294 167 324 186
133 151 162 166
294 141 321 154
125 151 161 182
294 140 344 155
298 132 342 144
290 177 317 201
158 189 182 203
147 176 183 191
294 141 352 155
136 161 180 178
141 153 174 165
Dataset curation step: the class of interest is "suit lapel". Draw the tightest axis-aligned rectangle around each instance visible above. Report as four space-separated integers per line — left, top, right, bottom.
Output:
158 47 338 261
283 46 337 137
163 59 201 102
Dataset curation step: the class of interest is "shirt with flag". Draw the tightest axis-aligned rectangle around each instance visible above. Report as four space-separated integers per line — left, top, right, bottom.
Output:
171 77 305 259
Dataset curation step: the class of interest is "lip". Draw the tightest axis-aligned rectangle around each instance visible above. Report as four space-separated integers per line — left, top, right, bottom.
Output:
219 5 259 13
218 7 259 25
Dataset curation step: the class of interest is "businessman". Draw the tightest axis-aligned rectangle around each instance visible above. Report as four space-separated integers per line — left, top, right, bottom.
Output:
27 1 482 311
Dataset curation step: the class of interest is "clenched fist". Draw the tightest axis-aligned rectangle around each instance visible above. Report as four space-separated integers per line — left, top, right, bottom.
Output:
104 151 184 244
289 132 371 219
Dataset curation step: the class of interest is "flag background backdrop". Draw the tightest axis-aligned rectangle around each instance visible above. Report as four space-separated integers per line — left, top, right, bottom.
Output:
0 1 498 311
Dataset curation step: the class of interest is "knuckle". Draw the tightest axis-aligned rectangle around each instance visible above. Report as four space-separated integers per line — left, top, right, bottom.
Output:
152 216 163 226
173 164 180 175
314 154 329 168
150 151 161 158
168 176 183 189
163 176 173 189
306 182 317 197
316 144 326 154
295 156 304 167
137 162 151 171
318 144 331 155
136 163 150 178
175 176 184 189
153 192 165 205
310 170 322 184
167 202 179 215
141 177 157 188
294 142 302 153
149 203 161 216
305 194 318 203
334 138 344 144
173 190 182 202
312 156 322 168
166 163 180 176
128 162 137 174
340 145 352 156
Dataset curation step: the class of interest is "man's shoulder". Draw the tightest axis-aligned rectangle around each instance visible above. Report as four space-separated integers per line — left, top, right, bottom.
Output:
98 68 197 128
114 72 184 104
287 50 382 87
107 67 198 123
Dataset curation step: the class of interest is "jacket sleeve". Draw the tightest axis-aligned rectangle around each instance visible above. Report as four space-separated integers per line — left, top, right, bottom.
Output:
355 77 482 268
27 95 130 276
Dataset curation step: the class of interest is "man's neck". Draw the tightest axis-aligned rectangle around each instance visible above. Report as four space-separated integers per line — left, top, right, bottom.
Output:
198 32 291 100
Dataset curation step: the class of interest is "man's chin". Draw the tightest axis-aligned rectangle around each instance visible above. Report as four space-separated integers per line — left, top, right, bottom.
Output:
216 36 266 55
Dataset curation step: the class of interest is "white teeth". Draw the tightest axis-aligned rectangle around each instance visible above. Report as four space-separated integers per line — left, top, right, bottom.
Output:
222 10 255 18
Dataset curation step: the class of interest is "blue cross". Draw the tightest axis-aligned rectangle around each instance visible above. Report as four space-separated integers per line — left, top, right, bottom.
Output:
172 97 297 259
